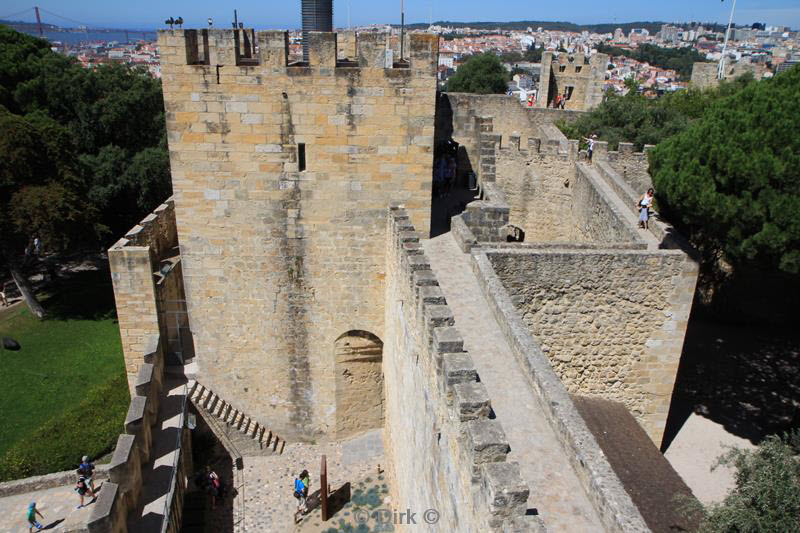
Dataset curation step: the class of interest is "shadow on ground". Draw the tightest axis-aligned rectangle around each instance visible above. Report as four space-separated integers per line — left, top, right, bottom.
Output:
42 267 117 321
663 318 800 451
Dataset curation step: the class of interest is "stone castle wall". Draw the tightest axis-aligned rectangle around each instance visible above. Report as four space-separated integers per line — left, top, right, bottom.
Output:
602 142 655 198
690 60 767 90
109 199 181 391
488 249 697 443
158 29 438 440
436 92 582 159
383 208 541 532
571 163 641 243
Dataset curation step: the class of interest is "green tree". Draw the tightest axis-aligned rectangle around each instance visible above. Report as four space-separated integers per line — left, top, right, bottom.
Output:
0 108 93 317
689 431 800 532
447 53 509 94
557 74 756 151
649 66 800 275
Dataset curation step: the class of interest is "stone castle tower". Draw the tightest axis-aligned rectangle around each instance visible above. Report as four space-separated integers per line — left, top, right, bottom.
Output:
156 28 439 441
537 51 608 110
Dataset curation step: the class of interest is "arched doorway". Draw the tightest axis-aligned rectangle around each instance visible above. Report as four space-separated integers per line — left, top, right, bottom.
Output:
334 331 384 438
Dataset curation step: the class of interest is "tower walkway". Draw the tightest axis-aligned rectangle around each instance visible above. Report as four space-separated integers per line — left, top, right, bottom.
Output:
423 232 604 532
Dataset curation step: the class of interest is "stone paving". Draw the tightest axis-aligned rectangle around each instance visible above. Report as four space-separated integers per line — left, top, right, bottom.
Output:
0 482 102 532
423 233 604 533
235 429 385 532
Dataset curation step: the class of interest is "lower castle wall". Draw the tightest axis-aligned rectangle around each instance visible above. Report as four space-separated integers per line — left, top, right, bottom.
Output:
487 249 697 444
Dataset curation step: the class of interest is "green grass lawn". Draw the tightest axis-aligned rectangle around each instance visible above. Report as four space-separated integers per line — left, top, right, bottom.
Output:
0 269 128 479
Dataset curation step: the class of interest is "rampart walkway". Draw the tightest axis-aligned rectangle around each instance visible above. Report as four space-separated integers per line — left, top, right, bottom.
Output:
424 233 604 532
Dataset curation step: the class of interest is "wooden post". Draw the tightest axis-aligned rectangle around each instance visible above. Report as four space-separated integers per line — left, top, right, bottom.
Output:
321 454 329 521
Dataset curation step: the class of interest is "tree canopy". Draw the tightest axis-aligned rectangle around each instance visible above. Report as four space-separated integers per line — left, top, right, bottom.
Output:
0 25 170 252
447 53 509 94
650 66 800 275
0 25 171 317
557 74 755 150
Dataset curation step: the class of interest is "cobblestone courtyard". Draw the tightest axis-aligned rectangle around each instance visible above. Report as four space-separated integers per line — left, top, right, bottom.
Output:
235 429 385 532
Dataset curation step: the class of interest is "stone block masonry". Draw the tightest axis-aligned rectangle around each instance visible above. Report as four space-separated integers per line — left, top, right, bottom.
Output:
537 52 608 111
109 199 181 393
487 248 697 444
158 29 438 441
383 208 541 532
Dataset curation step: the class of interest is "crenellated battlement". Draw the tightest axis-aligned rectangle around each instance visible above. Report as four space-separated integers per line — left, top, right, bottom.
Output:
158 29 438 74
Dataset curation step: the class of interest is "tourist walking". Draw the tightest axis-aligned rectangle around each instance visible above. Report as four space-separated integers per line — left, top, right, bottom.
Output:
26 502 44 532
637 188 655 229
205 466 221 509
584 134 598 163
75 471 95 509
79 455 96 493
293 469 311 521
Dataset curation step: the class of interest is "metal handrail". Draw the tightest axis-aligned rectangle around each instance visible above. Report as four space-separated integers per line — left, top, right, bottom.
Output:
159 382 189 533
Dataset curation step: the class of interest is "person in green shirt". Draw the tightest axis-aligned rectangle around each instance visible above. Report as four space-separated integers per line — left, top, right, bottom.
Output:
27 502 44 532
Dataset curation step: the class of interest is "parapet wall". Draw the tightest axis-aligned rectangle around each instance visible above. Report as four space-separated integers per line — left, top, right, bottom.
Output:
383 207 542 532
158 28 438 440
594 142 655 199
109 198 182 392
572 163 641 243
470 252 649 532
87 335 191 533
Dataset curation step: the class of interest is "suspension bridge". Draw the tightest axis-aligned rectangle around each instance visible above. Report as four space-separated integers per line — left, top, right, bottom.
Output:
0 5 156 43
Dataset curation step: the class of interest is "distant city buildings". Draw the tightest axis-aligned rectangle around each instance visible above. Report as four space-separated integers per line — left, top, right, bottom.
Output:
25 18 799 92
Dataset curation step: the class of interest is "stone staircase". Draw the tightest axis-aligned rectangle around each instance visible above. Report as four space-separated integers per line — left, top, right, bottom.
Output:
188 380 286 454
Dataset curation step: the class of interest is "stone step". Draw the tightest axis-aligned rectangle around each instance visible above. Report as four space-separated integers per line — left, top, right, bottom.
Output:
206 395 219 412
202 392 216 410
190 384 204 402
187 380 287 453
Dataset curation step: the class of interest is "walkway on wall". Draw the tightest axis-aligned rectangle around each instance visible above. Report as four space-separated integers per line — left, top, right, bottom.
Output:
127 378 188 533
424 233 604 532
578 162 661 251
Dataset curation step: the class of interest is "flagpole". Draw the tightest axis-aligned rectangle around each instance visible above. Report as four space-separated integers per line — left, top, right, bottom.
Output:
718 0 737 79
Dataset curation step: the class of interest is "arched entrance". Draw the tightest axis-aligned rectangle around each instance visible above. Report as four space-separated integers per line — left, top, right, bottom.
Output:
334 331 384 438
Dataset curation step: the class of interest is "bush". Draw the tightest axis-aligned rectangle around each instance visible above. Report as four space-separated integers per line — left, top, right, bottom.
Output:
693 431 800 532
0 373 129 481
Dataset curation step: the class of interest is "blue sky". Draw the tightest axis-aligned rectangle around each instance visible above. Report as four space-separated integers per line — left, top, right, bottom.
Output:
1 1 798 30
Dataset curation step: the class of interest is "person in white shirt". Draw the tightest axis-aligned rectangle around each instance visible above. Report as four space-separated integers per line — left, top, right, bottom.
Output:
637 188 655 229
